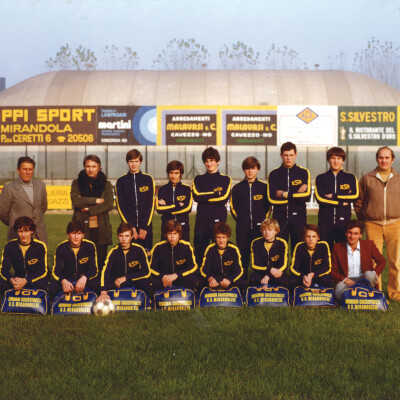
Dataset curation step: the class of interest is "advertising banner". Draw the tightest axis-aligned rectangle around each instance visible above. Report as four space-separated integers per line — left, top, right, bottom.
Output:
97 106 157 145
158 106 218 145
0 107 97 145
46 186 72 209
338 106 397 146
221 107 277 146
278 106 337 146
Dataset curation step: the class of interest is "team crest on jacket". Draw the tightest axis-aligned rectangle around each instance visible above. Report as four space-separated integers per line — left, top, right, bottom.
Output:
224 260 233 266
271 255 280 261
315 259 322 265
340 184 350 190
292 180 302 185
129 260 139 267
177 196 186 201
214 187 223 192
28 259 38 265
139 186 149 192
176 259 186 265
79 257 89 264
253 194 263 200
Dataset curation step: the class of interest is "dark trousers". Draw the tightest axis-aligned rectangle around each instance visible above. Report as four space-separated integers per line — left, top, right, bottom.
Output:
132 228 153 251
152 275 198 292
194 225 214 268
319 223 346 250
199 276 248 292
275 212 306 254
249 270 290 288
48 277 101 299
0 278 48 296
288 274 333 289
236 225 262 281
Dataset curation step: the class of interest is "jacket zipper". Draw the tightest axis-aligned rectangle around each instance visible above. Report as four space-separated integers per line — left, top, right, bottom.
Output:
134 174 139 227
173 185 177 221
171 246 175 273
249 183 253 230
333 173 337 225
287 169 290 220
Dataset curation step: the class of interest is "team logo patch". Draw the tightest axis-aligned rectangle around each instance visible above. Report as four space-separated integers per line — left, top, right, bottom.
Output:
176 259 186 265
271 255 280 261
292 180 302 185
79 257 89 264
314 259 322 265
214 187 223 192
177 196 186 201
296 107 319 124
129 260 139 268
224 260 233 266
139 186 149 192
253 194 263 200
28 258 38 265
340 184 350 190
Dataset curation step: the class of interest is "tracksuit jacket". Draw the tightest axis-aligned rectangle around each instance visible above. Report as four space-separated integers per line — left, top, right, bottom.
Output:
250 237 288 274
192 171 232 227
156 181 193 230
200 242 243 283
116 171 155 231
0 239 48 284
52 239 98 283
101 243 151 291
267 164 311 219
290 241 331 279
150 240 197 278
315 169 359 226
230 178 271 232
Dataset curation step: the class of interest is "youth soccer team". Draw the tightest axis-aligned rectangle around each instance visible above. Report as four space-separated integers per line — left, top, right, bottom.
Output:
0 142 395 304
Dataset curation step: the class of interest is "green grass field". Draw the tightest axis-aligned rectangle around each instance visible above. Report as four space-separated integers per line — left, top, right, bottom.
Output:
0 214 399 400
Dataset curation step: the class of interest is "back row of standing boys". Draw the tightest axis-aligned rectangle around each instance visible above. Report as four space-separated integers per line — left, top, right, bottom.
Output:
0 143 397 302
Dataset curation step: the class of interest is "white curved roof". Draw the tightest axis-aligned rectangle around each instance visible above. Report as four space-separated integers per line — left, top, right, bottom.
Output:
1 70 400 106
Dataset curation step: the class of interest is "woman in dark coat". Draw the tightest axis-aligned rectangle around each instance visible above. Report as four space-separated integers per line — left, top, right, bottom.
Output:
71 155 113 271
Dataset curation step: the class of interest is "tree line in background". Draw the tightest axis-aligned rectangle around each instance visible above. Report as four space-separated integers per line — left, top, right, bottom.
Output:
45 37 400 89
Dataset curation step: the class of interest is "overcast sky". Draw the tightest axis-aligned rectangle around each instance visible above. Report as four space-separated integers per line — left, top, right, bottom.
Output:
0 0 399 87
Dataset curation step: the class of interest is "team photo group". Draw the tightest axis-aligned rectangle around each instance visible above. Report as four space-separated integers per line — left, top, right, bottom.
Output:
0 141 398 311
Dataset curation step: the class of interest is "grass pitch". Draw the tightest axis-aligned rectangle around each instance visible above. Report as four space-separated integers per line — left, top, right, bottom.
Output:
0 214 399 400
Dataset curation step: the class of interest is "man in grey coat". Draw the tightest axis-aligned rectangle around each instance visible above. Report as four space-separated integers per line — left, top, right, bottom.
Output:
0 156 47 243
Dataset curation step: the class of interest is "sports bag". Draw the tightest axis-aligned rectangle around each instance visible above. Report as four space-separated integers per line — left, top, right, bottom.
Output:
293 285 337 308
1 288 49 315
108 288 150 311
246 285 290 308
154 286 196 310
199 286 243 308
51 291 97 315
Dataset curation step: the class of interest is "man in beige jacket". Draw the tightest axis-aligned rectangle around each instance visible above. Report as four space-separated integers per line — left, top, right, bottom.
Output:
354 147 400 300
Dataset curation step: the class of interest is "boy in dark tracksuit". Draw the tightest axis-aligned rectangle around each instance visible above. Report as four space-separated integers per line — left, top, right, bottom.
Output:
97 223 151 303
315 147 359 249
193 147 232 267
249 218 289 287
289 224 333 288
231 157 271 278
0 216 48 295
267 142 311 253
200 222 246 291
49 220 100 298
156 160 193 242
150 220 198 291
116 149 155 250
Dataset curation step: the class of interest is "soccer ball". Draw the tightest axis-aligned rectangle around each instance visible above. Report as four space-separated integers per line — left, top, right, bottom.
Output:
92 299 116 316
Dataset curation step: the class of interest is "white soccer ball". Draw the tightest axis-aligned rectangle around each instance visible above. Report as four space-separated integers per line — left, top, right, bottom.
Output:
92 299 116 316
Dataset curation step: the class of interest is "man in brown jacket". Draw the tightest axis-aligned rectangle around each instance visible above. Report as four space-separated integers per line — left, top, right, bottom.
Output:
354 146 400 300
331 220 386 301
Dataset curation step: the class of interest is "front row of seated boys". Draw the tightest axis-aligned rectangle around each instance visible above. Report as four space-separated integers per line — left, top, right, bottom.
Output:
0 215 387 303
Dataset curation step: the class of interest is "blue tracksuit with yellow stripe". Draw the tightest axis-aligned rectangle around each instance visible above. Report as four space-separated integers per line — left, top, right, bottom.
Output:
115 171 155 249
150 240 198 290
267 164 311 251
315 169 359 249
230 178 271 276
101 243 151 293
0 239 48 293
200 242 246 290
249 236 289 287
289 241 333 288
192 171 232 266
156 181 193 241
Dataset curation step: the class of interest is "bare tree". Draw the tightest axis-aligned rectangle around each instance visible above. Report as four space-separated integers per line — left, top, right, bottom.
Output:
325 51 348 70
100 45 139 70
153 38 209 70
219 41 260 69
265 44 307 70
353 37 400 89
45 44 97 70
